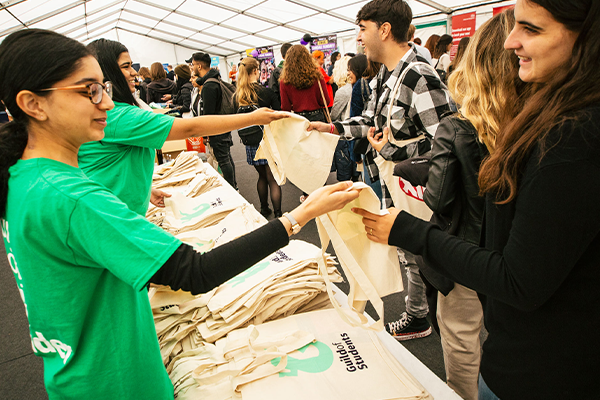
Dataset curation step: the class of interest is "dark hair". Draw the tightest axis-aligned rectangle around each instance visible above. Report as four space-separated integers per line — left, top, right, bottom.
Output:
480 0 600 203
348 54 368 81
448 36 470 74
414 37 422 45
364 59 382 79
87 39 137 106
356 0 412 44
281 43 292 59
330 51 340 68
433 34 453 59
192 52 211 69
0 29 91 217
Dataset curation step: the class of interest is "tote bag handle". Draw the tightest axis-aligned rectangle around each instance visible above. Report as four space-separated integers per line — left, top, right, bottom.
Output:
317 79 333 124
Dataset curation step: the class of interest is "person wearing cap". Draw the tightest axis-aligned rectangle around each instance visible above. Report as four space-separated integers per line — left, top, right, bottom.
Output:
164 64 193 114
312 50 334 108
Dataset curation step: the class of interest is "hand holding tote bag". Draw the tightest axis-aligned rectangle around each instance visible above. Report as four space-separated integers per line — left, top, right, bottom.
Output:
255 113 339 194
316 182 403 331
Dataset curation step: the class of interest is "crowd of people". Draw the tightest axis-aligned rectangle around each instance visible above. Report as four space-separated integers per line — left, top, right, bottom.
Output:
1 0 599 399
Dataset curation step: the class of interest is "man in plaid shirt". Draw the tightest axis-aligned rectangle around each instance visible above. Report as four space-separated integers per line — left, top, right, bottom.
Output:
309 0 453 341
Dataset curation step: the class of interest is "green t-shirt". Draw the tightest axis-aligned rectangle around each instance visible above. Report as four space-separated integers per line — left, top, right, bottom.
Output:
78 101 174 216
3 158 181 399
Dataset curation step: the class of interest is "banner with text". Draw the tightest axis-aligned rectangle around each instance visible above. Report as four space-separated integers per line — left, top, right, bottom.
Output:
451 12 476 59
310 35 338 73
257 46 275 87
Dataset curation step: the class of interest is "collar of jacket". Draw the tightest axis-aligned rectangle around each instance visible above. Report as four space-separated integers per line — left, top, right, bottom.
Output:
196 68 221 85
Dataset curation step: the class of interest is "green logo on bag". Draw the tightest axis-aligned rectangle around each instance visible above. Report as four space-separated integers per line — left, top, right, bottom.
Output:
228 261 270 288
272 341 334 377
180 203 210 223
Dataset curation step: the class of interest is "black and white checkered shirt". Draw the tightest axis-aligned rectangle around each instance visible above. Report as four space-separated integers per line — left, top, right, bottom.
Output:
334 45 453 207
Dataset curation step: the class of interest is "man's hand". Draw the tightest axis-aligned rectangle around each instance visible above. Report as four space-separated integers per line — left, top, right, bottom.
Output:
367 126 388 152
161 94 172 101
307 121 336 133
150 188 171 208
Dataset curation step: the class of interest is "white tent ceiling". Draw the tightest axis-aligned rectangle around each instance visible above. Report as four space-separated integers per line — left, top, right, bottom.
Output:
0 0 511 58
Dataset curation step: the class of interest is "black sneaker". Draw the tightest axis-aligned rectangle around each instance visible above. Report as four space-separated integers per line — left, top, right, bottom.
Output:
274 210 283 218
386 312 432 341
260 207 272 218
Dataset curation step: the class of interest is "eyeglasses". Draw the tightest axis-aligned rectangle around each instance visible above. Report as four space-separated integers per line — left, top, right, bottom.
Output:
38 81 113 105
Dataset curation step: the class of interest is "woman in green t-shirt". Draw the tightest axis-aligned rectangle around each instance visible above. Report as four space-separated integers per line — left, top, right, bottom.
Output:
79 38 288 215
0 29 358 399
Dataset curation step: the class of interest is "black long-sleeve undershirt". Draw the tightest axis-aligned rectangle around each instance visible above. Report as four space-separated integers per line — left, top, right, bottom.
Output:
149 219 289 295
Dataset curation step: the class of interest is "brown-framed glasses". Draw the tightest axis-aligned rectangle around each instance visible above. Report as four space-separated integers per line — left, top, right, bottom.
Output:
38 81 113 105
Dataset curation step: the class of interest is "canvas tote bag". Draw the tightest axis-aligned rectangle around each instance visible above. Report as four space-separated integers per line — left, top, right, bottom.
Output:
375 62 441 220
239 309 433 400
254 113 339 194
316 182 403 331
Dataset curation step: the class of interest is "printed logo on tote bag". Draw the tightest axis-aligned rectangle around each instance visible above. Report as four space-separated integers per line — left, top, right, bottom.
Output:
272 341 334 377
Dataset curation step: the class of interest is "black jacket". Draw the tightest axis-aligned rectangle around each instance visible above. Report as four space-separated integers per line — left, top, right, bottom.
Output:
172 81 193 113
146 78 176 104
424 114 487 244
196 68 223 116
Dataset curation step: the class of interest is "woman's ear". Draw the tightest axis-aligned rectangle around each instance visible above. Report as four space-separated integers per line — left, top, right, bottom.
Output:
15 90 47 121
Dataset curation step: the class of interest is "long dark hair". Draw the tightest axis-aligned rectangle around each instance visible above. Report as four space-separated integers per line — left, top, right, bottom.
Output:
87 39 137 106
479 0 600 202
432 34 453 59
0 29 91 217
348 54 368 81
448 36 470 74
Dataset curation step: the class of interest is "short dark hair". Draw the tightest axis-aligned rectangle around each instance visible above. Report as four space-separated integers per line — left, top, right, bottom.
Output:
356 0 412 44
281 43 292 59
192 52 211 69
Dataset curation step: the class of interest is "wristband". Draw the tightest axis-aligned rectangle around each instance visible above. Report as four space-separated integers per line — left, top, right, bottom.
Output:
330 123 335 134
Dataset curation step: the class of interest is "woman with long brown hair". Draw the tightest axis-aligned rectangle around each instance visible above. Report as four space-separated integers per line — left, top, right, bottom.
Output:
447 36 470 75
424 34 440 57
146 62 175 104
280 44 331 202
234 57 282 218
360 0 600 398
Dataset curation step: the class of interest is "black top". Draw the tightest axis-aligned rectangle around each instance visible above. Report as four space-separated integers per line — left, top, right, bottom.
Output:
235 82 281 111
151 219 289 294
197 68 222 116
172 81 193 113
388 104 600 399
146 78 176 104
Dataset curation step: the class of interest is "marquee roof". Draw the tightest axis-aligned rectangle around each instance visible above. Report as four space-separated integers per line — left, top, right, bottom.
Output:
0 0 506 57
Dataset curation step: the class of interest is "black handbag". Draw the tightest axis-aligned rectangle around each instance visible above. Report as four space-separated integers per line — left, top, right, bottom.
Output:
237 104 264 146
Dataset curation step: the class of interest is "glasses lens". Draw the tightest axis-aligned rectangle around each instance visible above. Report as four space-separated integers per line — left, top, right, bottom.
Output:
90 83 101 104
104 82 113 99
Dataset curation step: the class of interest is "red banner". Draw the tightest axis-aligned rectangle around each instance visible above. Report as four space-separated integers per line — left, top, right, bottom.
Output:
493 5 515 15
450 12 476 59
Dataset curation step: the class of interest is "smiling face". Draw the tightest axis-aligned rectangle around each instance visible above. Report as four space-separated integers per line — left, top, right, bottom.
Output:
347 68 358 85
357 20 383 63
38 56 114 146
504 0 578 83
117 52 137 93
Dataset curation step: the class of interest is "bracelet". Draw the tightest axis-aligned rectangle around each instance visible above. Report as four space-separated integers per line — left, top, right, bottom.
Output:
330 123 335 134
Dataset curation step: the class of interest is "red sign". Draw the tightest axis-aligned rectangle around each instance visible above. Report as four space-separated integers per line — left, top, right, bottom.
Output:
450 12 476 59
493 5 515 15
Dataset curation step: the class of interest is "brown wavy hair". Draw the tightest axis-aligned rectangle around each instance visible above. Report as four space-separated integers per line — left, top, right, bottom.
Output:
479 0 600 203
280 45 322 90
448 10 529 153
235 57 259 106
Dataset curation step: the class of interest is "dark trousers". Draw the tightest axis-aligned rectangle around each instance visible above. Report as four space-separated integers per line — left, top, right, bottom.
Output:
210 134 237 189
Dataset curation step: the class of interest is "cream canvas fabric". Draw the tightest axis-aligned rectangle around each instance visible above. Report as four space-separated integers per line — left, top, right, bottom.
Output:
254 113 340 194
240 309 433 400
316 182 403 331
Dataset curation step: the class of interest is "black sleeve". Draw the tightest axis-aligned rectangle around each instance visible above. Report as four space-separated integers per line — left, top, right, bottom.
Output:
389 153 600 311
149 219 289 294
201 83 221 115
179 86 192 113
423 118 458 214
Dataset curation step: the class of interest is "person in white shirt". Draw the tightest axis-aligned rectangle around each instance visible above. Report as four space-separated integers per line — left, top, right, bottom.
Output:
431 34 453 73
407 24 432 64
